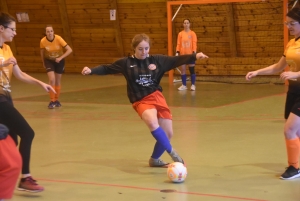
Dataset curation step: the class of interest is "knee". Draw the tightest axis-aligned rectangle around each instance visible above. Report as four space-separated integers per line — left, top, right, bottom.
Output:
147 121 159 131
189 66 195 74
284 126 296 139
49 79 55 86
165 131 173 140
22 129 35 141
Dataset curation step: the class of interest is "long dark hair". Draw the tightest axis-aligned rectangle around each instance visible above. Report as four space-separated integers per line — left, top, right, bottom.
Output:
287 7 300 22
0 12 16 27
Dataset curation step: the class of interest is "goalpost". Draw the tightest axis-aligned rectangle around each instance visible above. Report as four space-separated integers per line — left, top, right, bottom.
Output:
167 0 287 84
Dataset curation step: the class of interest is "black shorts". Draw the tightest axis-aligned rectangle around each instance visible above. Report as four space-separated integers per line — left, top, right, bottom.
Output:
284 91 300 119
44 59 65 74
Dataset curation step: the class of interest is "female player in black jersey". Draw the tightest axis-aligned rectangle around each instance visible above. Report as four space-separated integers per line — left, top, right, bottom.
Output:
82 33 208 167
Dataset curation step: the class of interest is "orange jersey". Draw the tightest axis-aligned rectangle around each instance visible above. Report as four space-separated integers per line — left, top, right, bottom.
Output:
284 38 300 73
40 34 67 60
176 30 197 55
0 44 14 96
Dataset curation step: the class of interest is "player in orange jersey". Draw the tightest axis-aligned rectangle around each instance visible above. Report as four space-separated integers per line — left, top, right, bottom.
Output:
176 19 198 91
0 12 55 192
40 25 72 109
246 7 300 180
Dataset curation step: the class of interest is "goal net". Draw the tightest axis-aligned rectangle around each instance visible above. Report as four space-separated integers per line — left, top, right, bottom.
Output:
169 0 287 84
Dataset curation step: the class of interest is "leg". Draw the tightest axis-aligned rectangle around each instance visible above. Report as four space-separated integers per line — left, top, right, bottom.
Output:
142 109 184 164
281 112 300 180
149 118 173 166
0 102 44 192
178 65 187 91
0 102 34 175
54 73 62 107
53 59 65 107
47 71 56 108
189 65 196 91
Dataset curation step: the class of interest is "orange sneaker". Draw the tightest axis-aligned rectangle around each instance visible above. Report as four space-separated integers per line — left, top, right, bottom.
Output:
17 176 44 193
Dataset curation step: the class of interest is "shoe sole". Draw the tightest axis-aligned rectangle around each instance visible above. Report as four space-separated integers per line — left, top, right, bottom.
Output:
17 187 44 193
280 173 300 180
149 163 170 168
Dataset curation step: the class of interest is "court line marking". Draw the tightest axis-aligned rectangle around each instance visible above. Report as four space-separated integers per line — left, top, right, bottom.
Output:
37 178 268 201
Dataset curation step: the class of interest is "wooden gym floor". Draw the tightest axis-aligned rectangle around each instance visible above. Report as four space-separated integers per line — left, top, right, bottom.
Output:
8 73 300 201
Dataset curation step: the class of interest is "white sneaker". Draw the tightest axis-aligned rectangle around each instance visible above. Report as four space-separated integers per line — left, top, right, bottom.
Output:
190 85 196 91
178 85 187 91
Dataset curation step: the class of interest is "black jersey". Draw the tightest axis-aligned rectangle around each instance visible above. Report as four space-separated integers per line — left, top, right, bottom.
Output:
90 54 197 103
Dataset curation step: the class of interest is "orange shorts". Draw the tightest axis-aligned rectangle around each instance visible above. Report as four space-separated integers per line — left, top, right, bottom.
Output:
0 135 22 199
132 90 172 119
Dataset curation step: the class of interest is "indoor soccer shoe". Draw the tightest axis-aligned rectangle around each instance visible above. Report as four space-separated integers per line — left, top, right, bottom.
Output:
48 101 56 109
54 100 61 107
190 84 196 91
168 149 185 165
178 85 187 91
280 165 300 180
17 176 44 192
149 158 170 167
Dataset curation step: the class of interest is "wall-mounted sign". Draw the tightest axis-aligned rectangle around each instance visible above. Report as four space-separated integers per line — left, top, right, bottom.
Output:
16 12 30 22
110 10 116 21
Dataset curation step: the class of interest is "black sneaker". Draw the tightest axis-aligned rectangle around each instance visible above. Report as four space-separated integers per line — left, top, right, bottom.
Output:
54 100 61 107
280 165 300 180
48 101 56 109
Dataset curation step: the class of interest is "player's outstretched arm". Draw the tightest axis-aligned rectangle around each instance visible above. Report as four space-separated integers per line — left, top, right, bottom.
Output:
12 64 55 93
246 56 287 81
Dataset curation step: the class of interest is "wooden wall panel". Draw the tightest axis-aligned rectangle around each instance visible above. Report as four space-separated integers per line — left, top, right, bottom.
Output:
3 0 284 75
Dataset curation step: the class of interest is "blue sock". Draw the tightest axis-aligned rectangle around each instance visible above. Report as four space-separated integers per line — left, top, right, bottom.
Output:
181 74 187 86
191 74 196 85
151 127 172 153
151 142 165 159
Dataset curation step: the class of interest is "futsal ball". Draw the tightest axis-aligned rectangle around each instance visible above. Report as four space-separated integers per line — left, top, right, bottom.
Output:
167 162 187 183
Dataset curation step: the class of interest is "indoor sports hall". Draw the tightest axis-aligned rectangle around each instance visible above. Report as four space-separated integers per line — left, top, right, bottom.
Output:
1 0 300 201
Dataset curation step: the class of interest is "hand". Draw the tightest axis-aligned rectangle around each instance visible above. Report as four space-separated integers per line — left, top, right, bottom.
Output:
82 67 91 75
280 71 300 80
41 83 56 93
175 53 179 56
245 71 258 80
196 52 208 59
1 57 17 67
55 57 62 63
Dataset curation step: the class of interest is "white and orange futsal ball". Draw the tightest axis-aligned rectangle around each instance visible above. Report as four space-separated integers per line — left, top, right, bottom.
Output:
167 162 187 183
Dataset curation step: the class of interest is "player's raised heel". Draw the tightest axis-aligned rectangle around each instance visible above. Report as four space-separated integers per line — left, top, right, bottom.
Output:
168 149 185 164
17 176 44 193
149 158 170 167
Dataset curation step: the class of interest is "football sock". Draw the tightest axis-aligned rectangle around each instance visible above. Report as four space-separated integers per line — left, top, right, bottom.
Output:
181 74 187 86
285 138 300 169
151 127 172 153
49 85 55 102
55 85 61 101
191 74 196 85
151 142 165 159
